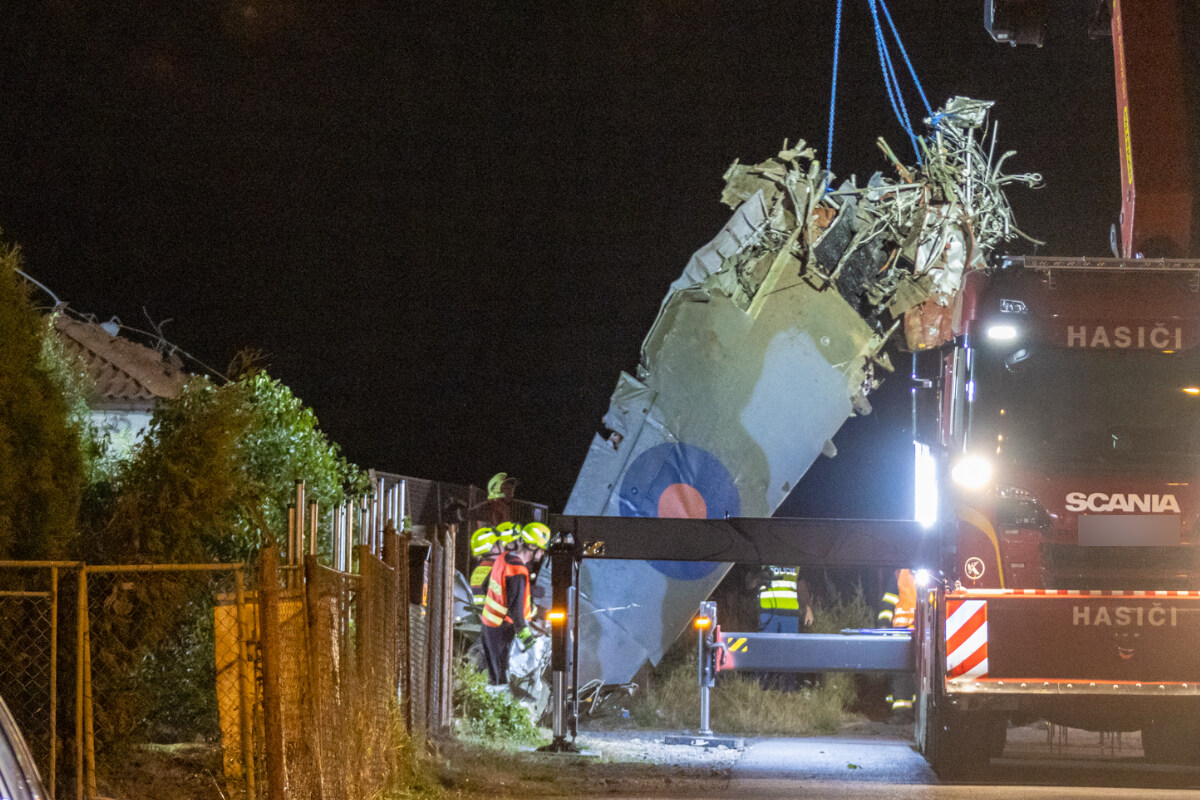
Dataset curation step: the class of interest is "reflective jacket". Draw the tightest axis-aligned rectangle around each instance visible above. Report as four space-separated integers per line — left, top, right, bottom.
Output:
759 566 801 612
470 558 497 607
481 553 532 630
878 569 916 628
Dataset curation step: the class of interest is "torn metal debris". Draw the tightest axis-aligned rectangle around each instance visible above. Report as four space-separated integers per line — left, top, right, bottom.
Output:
552 98 1040 686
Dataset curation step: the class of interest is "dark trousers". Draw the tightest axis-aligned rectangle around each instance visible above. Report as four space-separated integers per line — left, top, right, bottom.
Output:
758 611 802 689
758 611 801 634
480 624 515 686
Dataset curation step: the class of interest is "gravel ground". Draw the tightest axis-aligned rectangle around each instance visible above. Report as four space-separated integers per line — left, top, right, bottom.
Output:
439 718 915 797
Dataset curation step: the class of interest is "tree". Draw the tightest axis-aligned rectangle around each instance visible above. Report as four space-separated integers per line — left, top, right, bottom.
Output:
0 248 83 559
87 371 369 563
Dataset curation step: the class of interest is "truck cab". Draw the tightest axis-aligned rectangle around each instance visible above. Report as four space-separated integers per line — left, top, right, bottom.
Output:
913 256 1200 773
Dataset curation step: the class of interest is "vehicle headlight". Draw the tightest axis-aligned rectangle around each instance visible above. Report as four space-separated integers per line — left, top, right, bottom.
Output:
951 455 993 491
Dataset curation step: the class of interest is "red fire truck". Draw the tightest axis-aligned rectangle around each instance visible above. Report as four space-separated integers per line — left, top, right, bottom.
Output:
913 256 1200 775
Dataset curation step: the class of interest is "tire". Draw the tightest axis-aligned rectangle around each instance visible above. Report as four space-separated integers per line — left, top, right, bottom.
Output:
926 705 993 781
1142 718 1200 764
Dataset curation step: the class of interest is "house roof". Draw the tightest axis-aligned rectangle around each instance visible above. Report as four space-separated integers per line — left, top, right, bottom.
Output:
52 316 188 410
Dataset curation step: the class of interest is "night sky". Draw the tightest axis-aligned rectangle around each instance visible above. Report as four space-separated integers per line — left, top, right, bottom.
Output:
0 2 1125 515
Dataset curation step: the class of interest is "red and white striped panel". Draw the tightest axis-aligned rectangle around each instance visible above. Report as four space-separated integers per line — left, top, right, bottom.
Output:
945 598 988 680
956 589 1200 597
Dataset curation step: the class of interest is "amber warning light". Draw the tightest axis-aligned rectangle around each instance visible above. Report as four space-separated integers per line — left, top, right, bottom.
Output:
547 609 567 625
693 615 713 630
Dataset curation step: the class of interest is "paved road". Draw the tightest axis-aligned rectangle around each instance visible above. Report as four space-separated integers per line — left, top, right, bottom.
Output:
727 733 1200 799
563 726 1200 799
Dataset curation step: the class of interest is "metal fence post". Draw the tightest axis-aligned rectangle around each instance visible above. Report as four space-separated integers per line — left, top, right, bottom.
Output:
440 524 456 731
81 568 95 800
397 534 411 732
258 548 286 800
234 569 256 800
49 566 58 800
74 568 84 800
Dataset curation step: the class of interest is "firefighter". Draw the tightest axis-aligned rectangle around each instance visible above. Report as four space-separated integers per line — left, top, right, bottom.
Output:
880 568 916 723
470 472 519 529
757 566 814 634
478 521 545 687
468 526 501 608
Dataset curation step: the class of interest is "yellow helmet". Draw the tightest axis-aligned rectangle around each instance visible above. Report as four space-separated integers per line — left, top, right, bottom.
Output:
519 521 550 550
469 526 498 557
487 472 515 500
495 521 519 548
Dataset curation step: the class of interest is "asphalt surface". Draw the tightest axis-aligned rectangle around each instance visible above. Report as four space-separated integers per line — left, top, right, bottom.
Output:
555 725 1200 799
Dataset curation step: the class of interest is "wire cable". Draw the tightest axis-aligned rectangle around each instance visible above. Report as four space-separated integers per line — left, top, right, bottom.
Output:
868 0 921 162
825 0 844 176
877 0 933 120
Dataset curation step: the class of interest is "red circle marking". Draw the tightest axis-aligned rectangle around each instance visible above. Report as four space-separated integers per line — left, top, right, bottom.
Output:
658 483 707 518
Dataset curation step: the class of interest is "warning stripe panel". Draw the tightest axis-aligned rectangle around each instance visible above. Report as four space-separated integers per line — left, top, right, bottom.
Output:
945 598 988 680
953 589 1200 598
946 604 986 655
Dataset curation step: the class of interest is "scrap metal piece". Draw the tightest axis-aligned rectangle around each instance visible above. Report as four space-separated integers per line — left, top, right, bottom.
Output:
555 98 1038 686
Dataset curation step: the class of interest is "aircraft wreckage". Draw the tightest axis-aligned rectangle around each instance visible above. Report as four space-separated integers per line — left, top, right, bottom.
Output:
549 97 1043 686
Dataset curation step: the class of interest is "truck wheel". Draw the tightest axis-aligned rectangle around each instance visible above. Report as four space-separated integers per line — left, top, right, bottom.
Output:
926 705 992 781
1142 718 1200 764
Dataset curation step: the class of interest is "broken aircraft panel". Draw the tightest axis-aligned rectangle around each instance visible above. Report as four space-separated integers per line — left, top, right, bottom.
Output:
552 97 1042 686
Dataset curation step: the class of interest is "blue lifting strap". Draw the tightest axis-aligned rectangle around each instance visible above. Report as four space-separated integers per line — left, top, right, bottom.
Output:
825 0 844 177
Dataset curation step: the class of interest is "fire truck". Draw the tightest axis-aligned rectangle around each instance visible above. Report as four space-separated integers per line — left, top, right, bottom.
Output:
913 0 1200 776
911 256 1200 774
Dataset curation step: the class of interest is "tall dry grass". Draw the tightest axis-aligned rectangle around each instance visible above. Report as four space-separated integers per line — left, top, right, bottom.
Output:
625 580 875 735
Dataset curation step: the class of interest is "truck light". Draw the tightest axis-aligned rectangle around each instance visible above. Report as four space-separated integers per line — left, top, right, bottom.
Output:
986 324 1018 341
693 615 713 630
951 455 993 491
914 569 932 587
1183 387 1200 396
547 609 567 624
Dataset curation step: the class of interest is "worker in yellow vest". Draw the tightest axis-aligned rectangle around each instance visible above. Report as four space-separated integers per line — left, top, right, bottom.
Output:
468 525 507 608
879 569 916 723
758 566 814 634
478 522 548 687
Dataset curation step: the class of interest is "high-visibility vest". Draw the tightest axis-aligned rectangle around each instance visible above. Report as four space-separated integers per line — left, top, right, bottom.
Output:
759 566 800 612
878 569 916 628
470 558 496 606
481 554 532 628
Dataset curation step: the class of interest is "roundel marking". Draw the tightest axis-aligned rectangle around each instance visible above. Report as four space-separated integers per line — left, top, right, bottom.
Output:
617 442 740 580
658 483 707 518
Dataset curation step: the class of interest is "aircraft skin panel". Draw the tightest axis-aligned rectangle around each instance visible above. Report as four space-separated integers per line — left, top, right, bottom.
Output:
555 101 1039 686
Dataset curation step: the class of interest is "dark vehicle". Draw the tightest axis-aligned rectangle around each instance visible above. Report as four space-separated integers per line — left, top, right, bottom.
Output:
0 694 45 800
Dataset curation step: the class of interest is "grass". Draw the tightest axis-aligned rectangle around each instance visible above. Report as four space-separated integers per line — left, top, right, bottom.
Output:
626 652 856 735
620 579 875 736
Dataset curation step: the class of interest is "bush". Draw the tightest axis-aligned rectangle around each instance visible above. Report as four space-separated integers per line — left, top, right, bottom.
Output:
0 250 84 559
452 659 543 745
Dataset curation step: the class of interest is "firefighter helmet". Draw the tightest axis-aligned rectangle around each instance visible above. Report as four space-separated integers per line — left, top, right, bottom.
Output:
487 472 515 500
519 521 550 550
495 521 519 548
469 526 498 557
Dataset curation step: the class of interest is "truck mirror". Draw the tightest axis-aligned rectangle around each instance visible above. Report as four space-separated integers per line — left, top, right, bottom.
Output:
911 350 942 446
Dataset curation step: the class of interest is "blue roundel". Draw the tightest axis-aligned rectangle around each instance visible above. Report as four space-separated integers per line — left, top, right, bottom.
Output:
617 442 740 580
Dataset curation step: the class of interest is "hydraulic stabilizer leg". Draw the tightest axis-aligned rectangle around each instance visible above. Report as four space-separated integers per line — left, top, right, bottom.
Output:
539 533 580 753
696 601 716 737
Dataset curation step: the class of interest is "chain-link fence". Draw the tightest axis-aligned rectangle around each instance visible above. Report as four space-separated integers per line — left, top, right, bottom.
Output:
0 526 460 800
81 565 248 800
0 562 72 800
